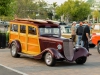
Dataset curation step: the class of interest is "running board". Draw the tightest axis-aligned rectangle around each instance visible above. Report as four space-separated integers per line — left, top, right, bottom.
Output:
18 53 35 58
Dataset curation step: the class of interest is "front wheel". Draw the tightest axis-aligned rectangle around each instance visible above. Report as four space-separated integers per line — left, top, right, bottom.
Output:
44 52 56 66
10 42 20 58
97 42 100 54
75 57 87 64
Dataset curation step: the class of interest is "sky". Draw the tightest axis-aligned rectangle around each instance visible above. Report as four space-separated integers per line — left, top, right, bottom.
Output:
44 0 87 5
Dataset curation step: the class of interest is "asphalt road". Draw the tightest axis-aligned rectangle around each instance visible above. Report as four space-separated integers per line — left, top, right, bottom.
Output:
0 47 100 75
0 65 22 75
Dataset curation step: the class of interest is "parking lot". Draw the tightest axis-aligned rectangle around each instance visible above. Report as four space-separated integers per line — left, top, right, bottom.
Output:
0 47 100 75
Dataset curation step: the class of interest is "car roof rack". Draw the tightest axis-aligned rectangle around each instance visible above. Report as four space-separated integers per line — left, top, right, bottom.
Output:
14 18 50 23
13 15 57 24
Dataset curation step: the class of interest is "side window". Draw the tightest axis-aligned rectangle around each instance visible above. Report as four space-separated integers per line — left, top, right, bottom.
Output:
20 25 26 33
94 25 100 30
28 26 37 35
10 24 18 32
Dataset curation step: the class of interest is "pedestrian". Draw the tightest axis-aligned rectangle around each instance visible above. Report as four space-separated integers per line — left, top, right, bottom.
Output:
82 22 91 52
76 22 84 46
71 21 76 45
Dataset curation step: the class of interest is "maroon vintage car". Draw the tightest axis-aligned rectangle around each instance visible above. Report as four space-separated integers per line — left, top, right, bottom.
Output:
9 19 91 66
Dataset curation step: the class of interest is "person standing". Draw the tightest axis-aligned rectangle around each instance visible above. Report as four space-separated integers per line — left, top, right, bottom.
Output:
76 22 84 46
82 23 91 51
71 21 76 45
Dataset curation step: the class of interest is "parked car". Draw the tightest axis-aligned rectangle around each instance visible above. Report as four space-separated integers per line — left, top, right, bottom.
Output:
59 22 67 26
91 23 100 53
61 24 95 48
8 18 91 66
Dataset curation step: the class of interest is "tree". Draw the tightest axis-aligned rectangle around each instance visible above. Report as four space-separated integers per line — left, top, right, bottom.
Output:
14 0 48 19
45 2 59 20
14 0 37 18
92 10 100 23
56 0 91 22
0 0 15 20
0 0 14 16
36 0 48 19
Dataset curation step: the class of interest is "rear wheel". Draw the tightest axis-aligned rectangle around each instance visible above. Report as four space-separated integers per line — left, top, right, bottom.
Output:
44 52 56 66
75 57 87 64
10 42 20 58
97 42 100 54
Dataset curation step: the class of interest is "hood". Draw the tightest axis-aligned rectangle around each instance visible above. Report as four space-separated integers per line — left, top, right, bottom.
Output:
39 36 71 52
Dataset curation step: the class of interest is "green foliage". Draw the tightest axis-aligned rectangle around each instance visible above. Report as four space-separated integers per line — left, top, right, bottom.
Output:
0 0 14 16
0 0 16 20
13 0 48 19
56 0 91 21
52 2 58 8
0 0 59 20
36 0 48 19
92 10 100 18
47 12 53 20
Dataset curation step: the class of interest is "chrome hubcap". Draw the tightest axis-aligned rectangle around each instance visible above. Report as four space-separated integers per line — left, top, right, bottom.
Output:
11 45 16 56
45 53 52 65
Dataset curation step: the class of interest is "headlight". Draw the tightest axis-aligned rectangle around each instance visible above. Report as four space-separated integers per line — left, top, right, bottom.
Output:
57 44 62 50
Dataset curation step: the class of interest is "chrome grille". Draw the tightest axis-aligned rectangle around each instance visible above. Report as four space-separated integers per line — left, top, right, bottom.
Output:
63 39 74 60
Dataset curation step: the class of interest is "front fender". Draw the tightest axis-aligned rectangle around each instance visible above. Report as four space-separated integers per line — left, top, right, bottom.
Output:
73 47 91 61
34 48 64 59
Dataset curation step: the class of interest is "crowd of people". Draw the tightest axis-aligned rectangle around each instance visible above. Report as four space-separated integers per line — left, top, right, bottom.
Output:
71 21 91 52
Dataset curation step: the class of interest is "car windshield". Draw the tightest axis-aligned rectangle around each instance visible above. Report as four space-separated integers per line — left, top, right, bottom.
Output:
39 27 60 37
65 27 71 33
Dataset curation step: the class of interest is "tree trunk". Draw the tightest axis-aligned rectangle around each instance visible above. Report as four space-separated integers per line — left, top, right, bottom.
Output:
65 14 70 23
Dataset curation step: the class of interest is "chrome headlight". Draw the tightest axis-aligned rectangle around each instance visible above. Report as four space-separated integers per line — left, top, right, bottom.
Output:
57 44 62 50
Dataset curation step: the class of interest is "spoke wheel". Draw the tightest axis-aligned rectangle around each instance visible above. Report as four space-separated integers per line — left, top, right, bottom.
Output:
10 43 20 58
45 52 56 66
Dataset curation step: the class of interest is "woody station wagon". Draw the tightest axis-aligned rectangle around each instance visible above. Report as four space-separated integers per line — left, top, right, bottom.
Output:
9 18 91 66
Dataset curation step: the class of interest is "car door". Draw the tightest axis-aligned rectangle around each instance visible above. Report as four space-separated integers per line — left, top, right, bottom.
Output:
27 25 40 55
19 25 27 53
